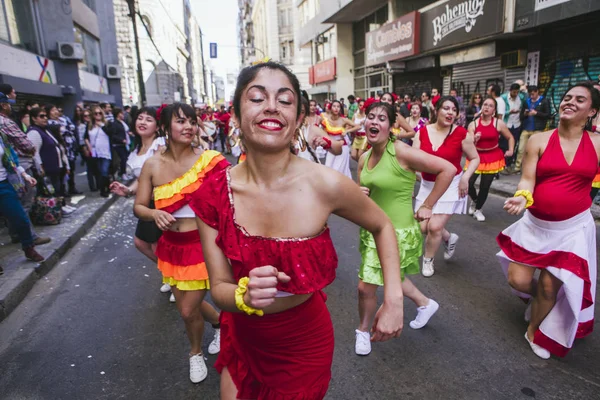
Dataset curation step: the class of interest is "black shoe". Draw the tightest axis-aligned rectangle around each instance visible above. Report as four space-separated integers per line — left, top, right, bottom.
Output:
34 237 52 246
90 188 98 192
0 265 4 275
69 188 83 195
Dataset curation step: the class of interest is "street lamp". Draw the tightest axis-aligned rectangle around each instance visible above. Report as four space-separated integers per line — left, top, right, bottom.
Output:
126 0 146 106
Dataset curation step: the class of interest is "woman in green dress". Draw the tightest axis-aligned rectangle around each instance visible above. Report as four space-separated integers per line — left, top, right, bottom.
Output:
355 102 456 356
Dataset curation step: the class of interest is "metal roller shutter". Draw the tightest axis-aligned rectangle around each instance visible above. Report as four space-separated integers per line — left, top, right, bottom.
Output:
450 58 504 100
442 75 451 96
505 67 525 87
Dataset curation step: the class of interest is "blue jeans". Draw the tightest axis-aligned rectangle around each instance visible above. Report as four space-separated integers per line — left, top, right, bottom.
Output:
0 180 34 248
96 158 111 177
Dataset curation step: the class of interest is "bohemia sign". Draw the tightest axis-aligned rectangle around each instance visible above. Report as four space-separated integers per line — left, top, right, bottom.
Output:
420 0 504 52
365 11 420 67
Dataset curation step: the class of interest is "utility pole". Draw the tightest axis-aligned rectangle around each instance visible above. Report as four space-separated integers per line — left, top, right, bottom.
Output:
126 0 146 106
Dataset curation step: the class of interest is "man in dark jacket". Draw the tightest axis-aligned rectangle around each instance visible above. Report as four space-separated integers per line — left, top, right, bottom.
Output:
106 108 129 181
513 85 550 173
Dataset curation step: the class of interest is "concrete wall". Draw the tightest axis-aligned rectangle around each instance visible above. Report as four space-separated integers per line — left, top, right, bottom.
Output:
335 23 354 99
95 0 122 106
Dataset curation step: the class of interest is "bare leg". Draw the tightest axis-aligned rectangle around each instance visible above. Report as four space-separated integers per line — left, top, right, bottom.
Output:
402 278 429 307
423 214 452 259
200 301 220 325
221 367 245 400
134 236 158 263
173 288 207 354
507 262 537 295
357 280 378 332
527 270 562 340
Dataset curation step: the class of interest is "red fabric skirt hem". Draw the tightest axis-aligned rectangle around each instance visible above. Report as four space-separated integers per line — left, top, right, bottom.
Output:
216 291 333 400
155 230 204 266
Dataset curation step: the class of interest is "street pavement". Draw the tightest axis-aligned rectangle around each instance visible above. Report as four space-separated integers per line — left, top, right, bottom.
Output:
0 186 599 399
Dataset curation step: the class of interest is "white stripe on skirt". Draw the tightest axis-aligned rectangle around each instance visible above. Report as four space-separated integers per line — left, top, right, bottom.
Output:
415 172 467 215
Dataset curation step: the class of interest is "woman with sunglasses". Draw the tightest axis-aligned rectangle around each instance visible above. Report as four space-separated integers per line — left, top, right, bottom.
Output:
84 106 112 197
27 107 64 195
466 93 483 127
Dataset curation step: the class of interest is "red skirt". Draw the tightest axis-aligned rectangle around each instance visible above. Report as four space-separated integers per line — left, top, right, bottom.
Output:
465 147 505 174
216 291 334 399
155 230 209 290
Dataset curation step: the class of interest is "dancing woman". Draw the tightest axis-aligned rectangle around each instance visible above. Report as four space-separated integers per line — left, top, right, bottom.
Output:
355 102 455 356
134 103 229 383
466 97 515 221
380 92 415 136
295 97 342 163
351 99 368 161
321 100 361 178
498 82 600 359
307 99 322 127
191 61 404 399
398 103 428 145
413 96 480 277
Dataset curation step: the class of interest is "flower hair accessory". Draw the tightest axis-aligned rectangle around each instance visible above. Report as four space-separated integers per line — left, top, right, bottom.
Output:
156 103 168 120
251 57 271 66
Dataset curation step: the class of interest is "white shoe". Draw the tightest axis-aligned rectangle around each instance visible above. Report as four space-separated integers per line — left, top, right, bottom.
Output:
443 233 459 260
410 299 440 329
422 258 435 277
160 283 171 293
61 206 74 215
524 301 532 322
473 209 486 222
63 205 77 212
355 329 371 356
189 353 208 383
468 202 476 215
208 328 220 355
169 293 176 303
524 332 550 359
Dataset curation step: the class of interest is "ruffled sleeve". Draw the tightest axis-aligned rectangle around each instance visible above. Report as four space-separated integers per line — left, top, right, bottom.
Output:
189 167 227 229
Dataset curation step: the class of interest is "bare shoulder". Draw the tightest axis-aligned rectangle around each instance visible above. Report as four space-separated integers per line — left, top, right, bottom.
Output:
358 149 370 167
528 130 553 153
304 160 353 201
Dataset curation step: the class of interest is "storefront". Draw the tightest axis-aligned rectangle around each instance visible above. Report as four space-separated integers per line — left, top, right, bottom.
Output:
419 0 506 100
515 0 600 127
307 58 337 104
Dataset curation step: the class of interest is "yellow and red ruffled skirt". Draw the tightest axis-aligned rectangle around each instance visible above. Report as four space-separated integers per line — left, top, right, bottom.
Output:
352 132 368 150
465 147 505 174
592 172 600 189
155 230 210 291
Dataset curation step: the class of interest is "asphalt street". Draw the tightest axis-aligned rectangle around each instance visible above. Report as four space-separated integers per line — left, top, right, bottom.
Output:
0 189 599 399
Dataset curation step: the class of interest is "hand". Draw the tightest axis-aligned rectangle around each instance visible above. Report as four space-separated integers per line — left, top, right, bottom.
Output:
152 210 176 231
474 132 482 144
243 266 291 309
360 186 370 196
110 181 130 197
22 174 37 187
371 297 404 342
458 176 469 198
504 196 527 215
414 205 432 221
529 109 537 116
504 150 514 158
38 167 45 177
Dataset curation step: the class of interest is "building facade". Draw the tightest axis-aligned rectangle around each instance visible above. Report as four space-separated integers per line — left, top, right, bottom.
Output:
113 0 208 107
0 0 122 115
238 0 256 65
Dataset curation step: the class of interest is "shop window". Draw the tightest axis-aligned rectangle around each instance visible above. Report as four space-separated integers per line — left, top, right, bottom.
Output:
74 24 102 75
0 0 38 53
352 21 365 52
354 76 365 90
369 74 383 88
375 5 388 25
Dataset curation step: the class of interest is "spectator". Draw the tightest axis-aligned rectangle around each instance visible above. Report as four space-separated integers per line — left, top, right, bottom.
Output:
431 87 441 107
513 85 551 173
46 105 77 196
400 94 411 118
487 84 506 120
77 110 98 191
347 95 359 120
450 88 467 127
100 102 114 123
216 105 231 154
19 110 30 132
110 107 130 181
465 92 483 127
58 107 81 194
0 93 51 246
0 83 16 100
123 105 132 126
501 83 527 171
84 106 112 197
421 91 434 119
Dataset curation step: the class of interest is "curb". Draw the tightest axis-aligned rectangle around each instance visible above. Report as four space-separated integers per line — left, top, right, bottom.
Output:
0 194 121 322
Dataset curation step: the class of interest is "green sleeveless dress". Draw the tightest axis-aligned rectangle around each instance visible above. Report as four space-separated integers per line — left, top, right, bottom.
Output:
359 140 422 284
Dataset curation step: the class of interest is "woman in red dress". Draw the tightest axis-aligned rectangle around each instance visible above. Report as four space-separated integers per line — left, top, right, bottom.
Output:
191 61 404 399
498 82 600 359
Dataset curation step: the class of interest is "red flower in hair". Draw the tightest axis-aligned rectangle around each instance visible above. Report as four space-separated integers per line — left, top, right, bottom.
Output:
156 103 168 120
363 97 377 111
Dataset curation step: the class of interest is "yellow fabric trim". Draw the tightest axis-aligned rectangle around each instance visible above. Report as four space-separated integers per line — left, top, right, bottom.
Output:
162 276 210 291
153 150 222 201
514 190 534 208
321 118 345 135
235 277 264 316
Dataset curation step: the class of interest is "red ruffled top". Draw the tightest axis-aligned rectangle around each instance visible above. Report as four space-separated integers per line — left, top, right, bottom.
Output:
189 168 338 294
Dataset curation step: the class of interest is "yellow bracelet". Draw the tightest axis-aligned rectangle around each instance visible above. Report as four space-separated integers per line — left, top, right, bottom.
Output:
514 190 534 208
234 277 264 317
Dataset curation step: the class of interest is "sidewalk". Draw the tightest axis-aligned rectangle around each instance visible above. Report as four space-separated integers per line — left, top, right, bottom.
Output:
0 170 122 321
479 172 600 220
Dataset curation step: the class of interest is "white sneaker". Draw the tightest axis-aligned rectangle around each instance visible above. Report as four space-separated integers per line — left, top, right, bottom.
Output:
524 332 550 359
524 301 532 322
468 201 476 215
410 299 440 329
160 283 171 293
61 206 74 215
443 233 459 260
208 328 220 355
355 329 371 356
63 205 77 212
169 293 176 303
422 258 435 277
189 353 208 383
473 209 486 222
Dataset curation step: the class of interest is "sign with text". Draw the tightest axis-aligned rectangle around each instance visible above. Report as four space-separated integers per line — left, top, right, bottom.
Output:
515 0 599 31
420 0 505 52
365 11 420 67
210 43 217 59
0 42 56 84
525 51 540 86
312 58 336 84
534 0 570 11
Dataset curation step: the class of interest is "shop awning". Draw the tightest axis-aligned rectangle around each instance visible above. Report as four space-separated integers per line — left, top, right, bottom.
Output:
307 83 336 95
323 0 389 23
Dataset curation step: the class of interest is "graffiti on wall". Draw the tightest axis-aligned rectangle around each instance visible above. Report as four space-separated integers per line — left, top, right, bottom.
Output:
451 78 504 101
539 55 600 128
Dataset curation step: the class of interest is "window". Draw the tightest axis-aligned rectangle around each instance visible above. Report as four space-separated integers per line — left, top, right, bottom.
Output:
289 40 294 59
280 42 287 60
0 0 38 53
74 25 102 75
278 9 289 27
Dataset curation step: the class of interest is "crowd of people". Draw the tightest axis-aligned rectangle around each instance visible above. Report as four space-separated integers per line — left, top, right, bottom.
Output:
2 61 599 399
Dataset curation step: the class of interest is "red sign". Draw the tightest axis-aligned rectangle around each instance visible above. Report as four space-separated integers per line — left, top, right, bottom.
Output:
365 11 420 67
308 66 315 85
313 58 336 84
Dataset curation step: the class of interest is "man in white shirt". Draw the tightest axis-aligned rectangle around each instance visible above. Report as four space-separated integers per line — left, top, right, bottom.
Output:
502 83 525 171
487 84 505 120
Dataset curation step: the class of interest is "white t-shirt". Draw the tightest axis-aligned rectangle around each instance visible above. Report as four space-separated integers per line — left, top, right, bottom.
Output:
126 137 165 178
507 95 522 128
495 96 506 118
88 125 112 160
